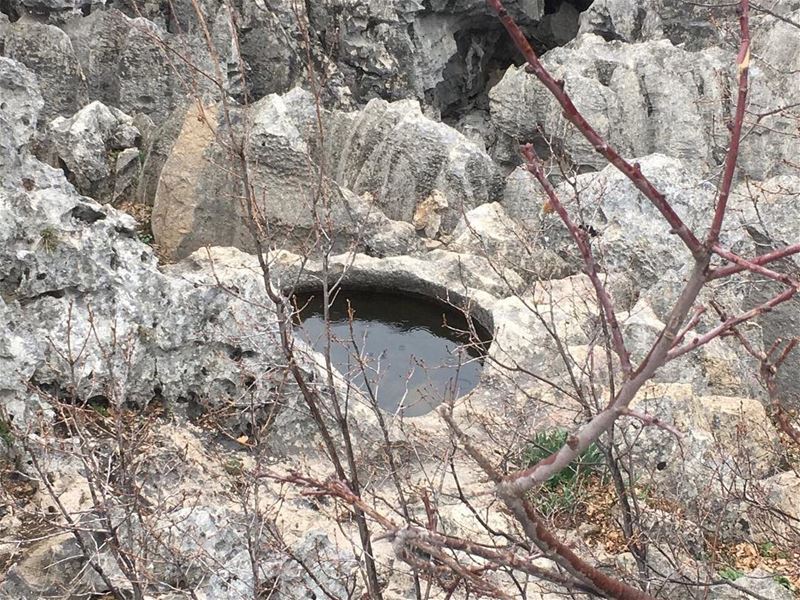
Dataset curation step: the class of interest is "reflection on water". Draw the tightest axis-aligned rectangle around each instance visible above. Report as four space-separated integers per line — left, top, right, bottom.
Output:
292 289 491 417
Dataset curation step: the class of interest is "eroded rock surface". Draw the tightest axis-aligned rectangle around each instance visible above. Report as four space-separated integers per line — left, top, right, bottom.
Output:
1 0 800 595
151 90 502 259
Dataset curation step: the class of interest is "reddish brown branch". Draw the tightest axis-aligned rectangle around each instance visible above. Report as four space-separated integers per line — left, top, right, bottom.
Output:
486 0 704 257
708 242 800 280
672 306 707 349
706 0 750 245
667 285 797 360
712 243 796 286
522 144 632 376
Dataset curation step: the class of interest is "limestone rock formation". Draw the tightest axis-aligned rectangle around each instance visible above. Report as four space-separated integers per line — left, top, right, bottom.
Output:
3 21 87 123
578 0 729 48
1 0 800 595
42 101 141 202
0 64 295 437
151 90 502 259
490 35 733 173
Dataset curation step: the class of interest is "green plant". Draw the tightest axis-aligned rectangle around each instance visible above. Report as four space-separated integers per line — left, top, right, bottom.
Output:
39 227 58 253
719 567 744 582
773 575 793 591
758 541 776 556
521 429 605 516
0 418 13 447
88 398 110 418
223 456 244 476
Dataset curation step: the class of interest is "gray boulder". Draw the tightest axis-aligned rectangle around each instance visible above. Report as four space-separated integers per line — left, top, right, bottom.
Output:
151 89 501 259
491 29 797 180
3 21 87 123
0 83 298 435
450 202 573 282
491 35 732 173
578 0 728 49
302 0 581 113
0 58 44 174
626 383 781 519
11 0 99 22
731 176 800 410
60 8 237 125
61 8 133 108
43 101 141 202
738 8 800 180
324 97 503 231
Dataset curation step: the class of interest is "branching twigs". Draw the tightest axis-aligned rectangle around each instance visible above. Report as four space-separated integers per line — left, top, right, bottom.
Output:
522 144 632 378
666 284 797 360
709 241 800 280
486 0 704 258
706 0 751 246
410 0 800 597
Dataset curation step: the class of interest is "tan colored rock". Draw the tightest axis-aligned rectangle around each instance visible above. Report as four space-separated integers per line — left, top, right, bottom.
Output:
412 189 448 238
151 103 220 260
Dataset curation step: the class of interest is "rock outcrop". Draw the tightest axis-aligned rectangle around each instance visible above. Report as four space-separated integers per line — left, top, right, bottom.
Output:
2 0 800 595
151 90 502 259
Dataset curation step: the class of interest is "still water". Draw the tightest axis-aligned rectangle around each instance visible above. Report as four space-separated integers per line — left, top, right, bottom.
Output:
293 289 491 417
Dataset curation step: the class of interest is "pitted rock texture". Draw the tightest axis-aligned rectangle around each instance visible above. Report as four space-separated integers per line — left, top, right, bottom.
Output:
490 35 733 173
151 90 503 259
3 21 87 123
42 101 141 202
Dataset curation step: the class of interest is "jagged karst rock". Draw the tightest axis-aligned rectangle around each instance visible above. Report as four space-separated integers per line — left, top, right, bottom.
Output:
61 8 133 107
303 0 589 115
508 154 749 293
58 7 237 125
490 35 733 172
731 176 800 411
450 201 573 281
738 8 800 180
152 90 502 259
578 0 728 48
150 95 354 259
0 422 359 600
42 101 141 202
0 0 799 594
3 21 87 123
324 97 503 231
627 384 782 520
0 84 298 436
491 30 797 179
0 58 44 175
506 36 733 168
8 0 99 22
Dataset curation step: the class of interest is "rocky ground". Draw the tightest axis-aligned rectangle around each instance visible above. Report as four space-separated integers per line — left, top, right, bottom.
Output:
1 0 799 598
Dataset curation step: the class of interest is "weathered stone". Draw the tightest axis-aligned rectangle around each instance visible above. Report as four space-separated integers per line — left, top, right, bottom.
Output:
450 201 573 281
708 569 795 600
13 0 98 22
737 8 800 180
43 101 141 202
0 58 44 178
412 189 448 238
117 18 189 123
627 384 781 518
3 21 87 123
490 35 732 172
152 90 500 259
61 8 132 107
578 0 728 49
731 176 800 410
739 471 800 546
324 97 503 231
